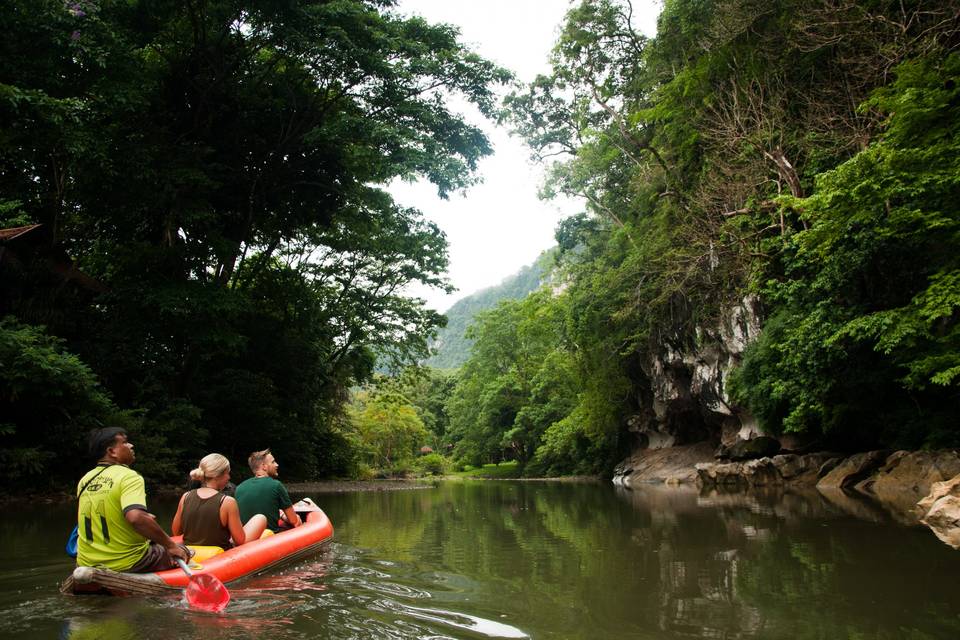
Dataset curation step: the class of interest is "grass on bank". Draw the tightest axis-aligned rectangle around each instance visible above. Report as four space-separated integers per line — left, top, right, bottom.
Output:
451 461 521 479
354 456 522 480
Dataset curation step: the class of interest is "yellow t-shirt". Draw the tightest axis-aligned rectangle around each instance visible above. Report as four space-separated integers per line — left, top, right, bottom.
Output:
76 464 150 571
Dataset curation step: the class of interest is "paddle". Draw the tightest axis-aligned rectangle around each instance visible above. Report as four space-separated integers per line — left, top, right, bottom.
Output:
175 557 231 612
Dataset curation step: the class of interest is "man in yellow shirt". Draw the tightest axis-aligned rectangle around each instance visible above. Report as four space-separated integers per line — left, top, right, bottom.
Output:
77 428 189 572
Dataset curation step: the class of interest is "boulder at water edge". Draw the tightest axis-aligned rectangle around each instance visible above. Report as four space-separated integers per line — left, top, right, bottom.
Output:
857 450 960 519
919 474 960 549
816 450 891 491
727 436 781 462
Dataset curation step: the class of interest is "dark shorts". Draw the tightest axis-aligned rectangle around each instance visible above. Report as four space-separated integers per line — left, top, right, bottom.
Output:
127 543 190 573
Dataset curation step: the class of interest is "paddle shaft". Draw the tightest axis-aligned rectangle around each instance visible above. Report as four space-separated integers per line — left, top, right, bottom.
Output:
175 557 193 576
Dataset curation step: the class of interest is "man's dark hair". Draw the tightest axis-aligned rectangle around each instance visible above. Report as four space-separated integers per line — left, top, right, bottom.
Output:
89 427 127 460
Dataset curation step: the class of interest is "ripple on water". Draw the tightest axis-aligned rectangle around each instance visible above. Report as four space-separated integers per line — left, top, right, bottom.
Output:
5 540 530 640
325 546 530 640
336 565 393 579
363 598 528 639
361 579 432 600
403 605 529 639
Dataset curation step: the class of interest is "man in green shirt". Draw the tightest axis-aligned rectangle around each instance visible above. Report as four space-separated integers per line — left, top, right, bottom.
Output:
77 428 189 572
235 448 301 533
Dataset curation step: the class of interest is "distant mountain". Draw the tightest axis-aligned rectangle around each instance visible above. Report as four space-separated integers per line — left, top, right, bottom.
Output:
425 249 556 369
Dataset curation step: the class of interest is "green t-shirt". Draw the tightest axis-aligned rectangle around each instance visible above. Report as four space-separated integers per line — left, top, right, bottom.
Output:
235 476 293 532
76 464 150 571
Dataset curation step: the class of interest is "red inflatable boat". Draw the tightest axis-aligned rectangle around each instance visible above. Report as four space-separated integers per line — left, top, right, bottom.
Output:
62 502 333 597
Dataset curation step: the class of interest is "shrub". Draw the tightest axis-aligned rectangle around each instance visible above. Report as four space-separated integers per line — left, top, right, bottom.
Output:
0 317 124 488
416 453 449 476
355 463 376 481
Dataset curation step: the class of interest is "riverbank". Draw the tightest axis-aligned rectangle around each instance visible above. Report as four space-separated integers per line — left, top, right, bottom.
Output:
615 444 960 548
0 478 441 505
286 479 438 493
6 474 609 505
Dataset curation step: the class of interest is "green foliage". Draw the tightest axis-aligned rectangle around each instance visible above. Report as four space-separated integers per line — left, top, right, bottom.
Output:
0 200 31 228
425 249 556 369
503 0 960 461
445 284 624 476
731 52 960 448
347 388 430 474
447 291 565 468
0 0 509 484
415 452 449 476
364 367 456 439
531 357 630 476
450 460 521 478
0 317 121 487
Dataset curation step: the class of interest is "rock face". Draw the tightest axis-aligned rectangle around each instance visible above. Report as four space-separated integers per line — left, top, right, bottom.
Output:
695 452 838 488
919 471 960 548
859 450 960 516
614 442 716 486
725 436 781 461
617 296 806 488
919 472 960 512
626 296 763 451
772 453 837 483
816 450 891 491
609 286 960 550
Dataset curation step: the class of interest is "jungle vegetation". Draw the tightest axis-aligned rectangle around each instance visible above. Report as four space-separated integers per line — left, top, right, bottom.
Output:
5 0 960 485
424 249 554 370
0 0 508 489
442 0 960 474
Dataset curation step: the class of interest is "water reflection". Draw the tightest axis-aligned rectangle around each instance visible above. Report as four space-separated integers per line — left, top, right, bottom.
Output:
615 484 960 639
62 616 140 640
4 482 960 638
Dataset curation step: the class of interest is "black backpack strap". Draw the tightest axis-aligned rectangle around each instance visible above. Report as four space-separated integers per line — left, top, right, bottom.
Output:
78 465 111 498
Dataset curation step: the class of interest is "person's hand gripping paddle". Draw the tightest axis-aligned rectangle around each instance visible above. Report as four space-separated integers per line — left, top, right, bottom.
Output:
175 557 231 612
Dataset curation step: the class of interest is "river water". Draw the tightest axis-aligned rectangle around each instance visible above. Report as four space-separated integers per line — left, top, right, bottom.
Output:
2 480 959 639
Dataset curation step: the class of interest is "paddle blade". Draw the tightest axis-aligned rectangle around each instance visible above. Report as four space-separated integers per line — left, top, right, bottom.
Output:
185 574 230 612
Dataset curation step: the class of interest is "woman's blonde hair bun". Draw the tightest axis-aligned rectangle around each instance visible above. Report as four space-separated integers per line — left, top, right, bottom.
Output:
192 453 230 482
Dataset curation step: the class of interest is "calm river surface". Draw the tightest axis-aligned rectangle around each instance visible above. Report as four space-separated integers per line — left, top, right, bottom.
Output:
2 480 960 639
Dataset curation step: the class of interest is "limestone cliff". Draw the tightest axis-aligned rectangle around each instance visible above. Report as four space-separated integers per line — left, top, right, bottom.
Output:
615 296 763 485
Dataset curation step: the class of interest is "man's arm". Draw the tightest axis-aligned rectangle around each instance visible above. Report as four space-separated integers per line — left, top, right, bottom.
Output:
277 482 301 528
280 505 302 528
118 472 187 560
125 509 189 560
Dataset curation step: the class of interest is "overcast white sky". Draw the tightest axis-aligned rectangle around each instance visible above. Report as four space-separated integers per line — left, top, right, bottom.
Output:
392 0 661 312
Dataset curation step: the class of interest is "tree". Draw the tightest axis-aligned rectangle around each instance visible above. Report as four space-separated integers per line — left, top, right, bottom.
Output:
0 0 510 482
349 390 429 473
730 52 960 448
505 0 960 463
0 317 127 488
446 290 585 469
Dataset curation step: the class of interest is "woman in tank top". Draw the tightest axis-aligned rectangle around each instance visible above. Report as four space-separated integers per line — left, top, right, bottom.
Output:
172 454 268 547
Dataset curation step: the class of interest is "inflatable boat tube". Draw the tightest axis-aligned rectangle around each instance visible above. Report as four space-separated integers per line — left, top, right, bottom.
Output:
62 503 333 596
